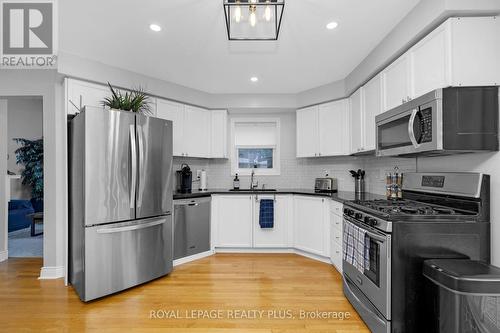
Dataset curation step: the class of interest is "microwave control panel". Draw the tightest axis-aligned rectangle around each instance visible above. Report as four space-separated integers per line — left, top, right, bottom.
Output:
419 107 433 143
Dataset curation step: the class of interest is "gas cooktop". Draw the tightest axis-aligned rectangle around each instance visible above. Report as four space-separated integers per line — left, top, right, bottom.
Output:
352 199 476 217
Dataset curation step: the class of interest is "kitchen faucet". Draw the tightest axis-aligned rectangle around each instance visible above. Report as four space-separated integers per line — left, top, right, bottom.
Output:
250 169 258 190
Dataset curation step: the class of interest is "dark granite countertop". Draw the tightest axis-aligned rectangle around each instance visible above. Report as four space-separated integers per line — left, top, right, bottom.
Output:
173 188 385 203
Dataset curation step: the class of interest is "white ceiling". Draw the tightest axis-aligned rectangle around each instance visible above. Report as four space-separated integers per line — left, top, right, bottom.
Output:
59 0 419 94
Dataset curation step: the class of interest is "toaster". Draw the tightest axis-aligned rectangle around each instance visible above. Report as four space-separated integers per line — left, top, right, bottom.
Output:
315 177 338 193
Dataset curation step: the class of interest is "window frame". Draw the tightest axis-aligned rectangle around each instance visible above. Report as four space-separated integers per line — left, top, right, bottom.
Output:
230 118 281 176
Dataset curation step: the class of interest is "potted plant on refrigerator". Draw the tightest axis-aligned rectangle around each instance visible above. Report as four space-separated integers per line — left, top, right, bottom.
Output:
102 82 152 115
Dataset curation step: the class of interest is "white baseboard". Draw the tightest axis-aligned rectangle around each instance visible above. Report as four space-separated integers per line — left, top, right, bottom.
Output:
292 249 331 264
214 247 293 254
39 266 65 279
0 250 7 262
173 250 214 267
213 247 332 265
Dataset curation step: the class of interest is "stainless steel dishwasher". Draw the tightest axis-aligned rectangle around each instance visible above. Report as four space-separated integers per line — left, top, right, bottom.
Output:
173 197 211 260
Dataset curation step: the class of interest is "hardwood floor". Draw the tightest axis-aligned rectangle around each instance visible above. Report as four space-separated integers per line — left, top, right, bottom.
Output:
0 254 369 332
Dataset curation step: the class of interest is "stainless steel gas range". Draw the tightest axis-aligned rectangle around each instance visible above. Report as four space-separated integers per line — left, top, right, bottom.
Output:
342 172 491 333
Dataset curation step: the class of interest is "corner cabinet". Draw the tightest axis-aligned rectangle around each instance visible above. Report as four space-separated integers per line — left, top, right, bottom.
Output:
293 196 329 257
296 99 350 158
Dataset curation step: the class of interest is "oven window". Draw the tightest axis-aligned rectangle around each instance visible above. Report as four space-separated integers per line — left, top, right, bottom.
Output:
364 235 380 287
378 114 412 150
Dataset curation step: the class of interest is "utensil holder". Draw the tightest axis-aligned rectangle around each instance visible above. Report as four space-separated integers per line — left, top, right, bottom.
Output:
355 179 365 194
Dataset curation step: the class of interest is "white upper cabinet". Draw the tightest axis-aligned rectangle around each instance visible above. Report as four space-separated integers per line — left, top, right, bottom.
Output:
296 105 319 157
410 22 450 98
65 78 110 115
318 99 350 156
382 16 499 112
184 105 211 158
156 100 214 158
381 54 410 112
362 74 383 151
449 17 500 86
349 88 364 153
210 110 228 159
156 99 185 157
296 101 350 158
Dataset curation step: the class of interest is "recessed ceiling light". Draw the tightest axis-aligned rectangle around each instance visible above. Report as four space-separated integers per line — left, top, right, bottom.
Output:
150 24 162 32
326 21 338 30
250 77 259 83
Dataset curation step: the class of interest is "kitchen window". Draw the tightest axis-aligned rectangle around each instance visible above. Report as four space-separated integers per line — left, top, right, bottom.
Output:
231 118 280 176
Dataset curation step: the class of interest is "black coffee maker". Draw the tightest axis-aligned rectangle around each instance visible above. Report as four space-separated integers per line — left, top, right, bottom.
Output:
176 163 192 193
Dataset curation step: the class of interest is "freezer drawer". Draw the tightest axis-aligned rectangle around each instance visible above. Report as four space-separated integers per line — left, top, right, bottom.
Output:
81 216 173 302
174 197 211 260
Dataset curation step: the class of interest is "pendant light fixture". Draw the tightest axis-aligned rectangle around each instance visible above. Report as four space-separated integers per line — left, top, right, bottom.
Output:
223 0 285 41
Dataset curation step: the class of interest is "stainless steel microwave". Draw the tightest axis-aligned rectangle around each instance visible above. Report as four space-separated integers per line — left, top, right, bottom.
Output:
376 86 499 157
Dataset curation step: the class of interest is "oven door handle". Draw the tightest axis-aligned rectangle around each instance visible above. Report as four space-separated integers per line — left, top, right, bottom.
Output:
408 108 420 148
344 217 387 243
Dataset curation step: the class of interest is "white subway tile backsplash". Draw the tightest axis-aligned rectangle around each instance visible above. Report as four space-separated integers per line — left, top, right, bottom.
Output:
173 155 416 194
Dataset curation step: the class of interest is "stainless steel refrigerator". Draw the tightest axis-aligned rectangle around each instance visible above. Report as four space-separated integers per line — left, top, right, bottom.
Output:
69 106 173 302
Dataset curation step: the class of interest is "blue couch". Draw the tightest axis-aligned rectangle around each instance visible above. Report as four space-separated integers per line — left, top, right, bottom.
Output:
8 200 35 232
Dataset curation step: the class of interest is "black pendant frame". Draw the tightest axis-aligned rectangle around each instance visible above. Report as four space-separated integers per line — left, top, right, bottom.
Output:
223 0 285 41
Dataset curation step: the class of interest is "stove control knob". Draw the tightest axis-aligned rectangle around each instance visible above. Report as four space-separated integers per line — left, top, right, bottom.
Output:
369 218 378 226
343 208 348 215
354 213 362 220
347 209 354 217
364 216 371 224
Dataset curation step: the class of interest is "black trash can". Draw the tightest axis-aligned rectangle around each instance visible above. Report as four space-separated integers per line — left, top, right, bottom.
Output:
423 259 500 333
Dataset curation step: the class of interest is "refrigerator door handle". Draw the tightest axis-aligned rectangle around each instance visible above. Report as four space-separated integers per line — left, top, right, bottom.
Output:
96 218 166 234
130 125 137 209
137 125 145 208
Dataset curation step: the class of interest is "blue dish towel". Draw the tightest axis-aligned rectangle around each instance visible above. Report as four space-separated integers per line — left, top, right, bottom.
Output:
259 199 274 229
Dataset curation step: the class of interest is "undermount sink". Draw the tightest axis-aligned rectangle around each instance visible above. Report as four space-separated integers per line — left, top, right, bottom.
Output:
229 188 277 192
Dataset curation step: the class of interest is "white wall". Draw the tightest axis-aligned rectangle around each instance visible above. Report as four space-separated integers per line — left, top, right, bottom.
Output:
0 100 8 262
7 97 43 199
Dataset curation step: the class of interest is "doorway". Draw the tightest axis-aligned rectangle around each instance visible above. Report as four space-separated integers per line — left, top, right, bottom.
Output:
2 97 44 258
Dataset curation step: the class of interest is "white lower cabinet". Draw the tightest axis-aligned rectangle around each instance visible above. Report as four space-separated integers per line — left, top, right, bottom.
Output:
212 195 253 248
212 194 292 249
329 201 343 273
253 195 293 248
212 194 336 260
293 196 329 257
